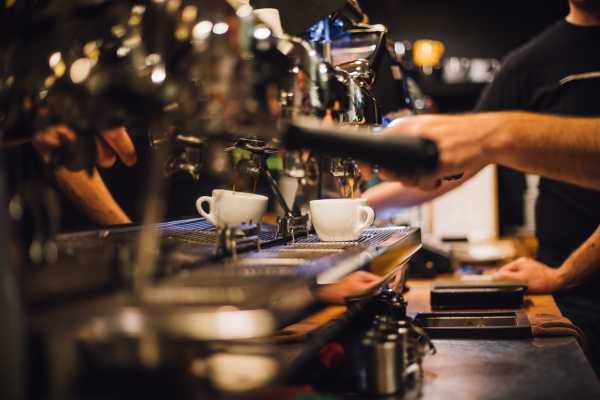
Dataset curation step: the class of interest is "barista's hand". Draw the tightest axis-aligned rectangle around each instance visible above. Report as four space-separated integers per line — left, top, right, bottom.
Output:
33 124 77 163
33 125 137 168
95 126 137 168
316 271 383 304
493 257 565 293
382 113 505 190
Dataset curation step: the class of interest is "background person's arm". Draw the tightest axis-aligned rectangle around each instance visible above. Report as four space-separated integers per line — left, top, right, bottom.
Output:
385 112 600 191
33 125 137 226
54 167 132 225
495 225 600 293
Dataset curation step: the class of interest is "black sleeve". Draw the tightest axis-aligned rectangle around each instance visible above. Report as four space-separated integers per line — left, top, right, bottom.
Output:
474 55 528 235
475 56 526 112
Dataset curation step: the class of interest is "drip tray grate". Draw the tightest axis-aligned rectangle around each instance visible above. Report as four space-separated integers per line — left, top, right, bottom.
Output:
287 227 409 249
172 226 419 280
160 219 278 245
57 218 279 250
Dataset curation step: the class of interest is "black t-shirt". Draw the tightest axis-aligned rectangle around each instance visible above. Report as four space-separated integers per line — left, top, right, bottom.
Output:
477 20 600 267
477 20 600 371
476 22 600 367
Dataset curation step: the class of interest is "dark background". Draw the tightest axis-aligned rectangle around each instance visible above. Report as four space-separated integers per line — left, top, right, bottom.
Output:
360 0 569 112
361 0 568 59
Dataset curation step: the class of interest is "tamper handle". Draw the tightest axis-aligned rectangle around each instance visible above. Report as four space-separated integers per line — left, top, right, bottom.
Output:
282 120 439 175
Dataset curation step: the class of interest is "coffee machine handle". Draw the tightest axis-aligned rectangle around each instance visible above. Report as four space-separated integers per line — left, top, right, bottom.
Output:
282 120 439 176
196 196 216 226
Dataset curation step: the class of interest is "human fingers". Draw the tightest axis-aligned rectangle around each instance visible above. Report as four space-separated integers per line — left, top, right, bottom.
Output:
493 258 530 279
33 125 77 163
95 136 117 168
34 125 76 146
54 124 77 142
497 260 522 273
385 115 435 136
493 269 522 281
352 271 383 284
100 127 137 167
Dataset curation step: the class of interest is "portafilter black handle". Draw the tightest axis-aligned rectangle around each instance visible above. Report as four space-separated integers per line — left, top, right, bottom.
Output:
282 120 439 176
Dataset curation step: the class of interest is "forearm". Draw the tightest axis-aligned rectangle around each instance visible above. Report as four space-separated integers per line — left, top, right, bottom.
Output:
556 225 600 290
54 168 131 226
363 172 476 211
491 112 600 190
363 182 447 210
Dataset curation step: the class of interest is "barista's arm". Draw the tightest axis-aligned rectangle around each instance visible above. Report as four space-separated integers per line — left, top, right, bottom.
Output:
491 113 600 190
54 167 131 225
33 126 137 168
362 170 478 211
33 125 137 226
495 225 600 293
385 112 600 191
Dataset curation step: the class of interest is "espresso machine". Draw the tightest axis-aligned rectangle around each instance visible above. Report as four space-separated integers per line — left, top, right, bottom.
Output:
1 0 437 398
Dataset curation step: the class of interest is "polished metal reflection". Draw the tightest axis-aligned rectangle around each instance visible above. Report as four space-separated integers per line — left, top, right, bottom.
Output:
203 353 279 392
78 305 276 346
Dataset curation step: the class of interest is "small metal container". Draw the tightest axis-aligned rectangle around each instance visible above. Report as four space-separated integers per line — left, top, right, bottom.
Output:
361 320 409 396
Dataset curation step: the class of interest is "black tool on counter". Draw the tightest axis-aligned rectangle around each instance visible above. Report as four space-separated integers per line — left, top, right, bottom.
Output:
414 310 532 339
430 280 527 310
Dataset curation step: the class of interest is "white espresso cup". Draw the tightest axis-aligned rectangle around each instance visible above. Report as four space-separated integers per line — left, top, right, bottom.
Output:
310 199 375 242
196 190 268 228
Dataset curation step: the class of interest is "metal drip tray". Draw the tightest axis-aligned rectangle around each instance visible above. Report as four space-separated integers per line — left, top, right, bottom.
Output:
171 227 421 283
27 219 281 307
58 218 279 249
234 258 307 266
289 228 400 247
161 219 278 245
414 311 532 339
238 228 420 281
55 218 281 271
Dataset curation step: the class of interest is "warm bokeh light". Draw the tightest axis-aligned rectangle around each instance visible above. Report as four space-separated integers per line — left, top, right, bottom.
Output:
212 22 229 35
413 39 445 67
69 58 93 83
193 20 213 40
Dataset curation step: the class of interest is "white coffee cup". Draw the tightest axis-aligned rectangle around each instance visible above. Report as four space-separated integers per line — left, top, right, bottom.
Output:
196 190 268 228
309 199 375 242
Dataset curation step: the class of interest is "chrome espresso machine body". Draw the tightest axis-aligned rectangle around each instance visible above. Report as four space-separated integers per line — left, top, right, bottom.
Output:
2 1 438 398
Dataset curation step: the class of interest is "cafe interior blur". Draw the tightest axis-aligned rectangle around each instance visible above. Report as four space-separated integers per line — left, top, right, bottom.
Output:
1 0 599 399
